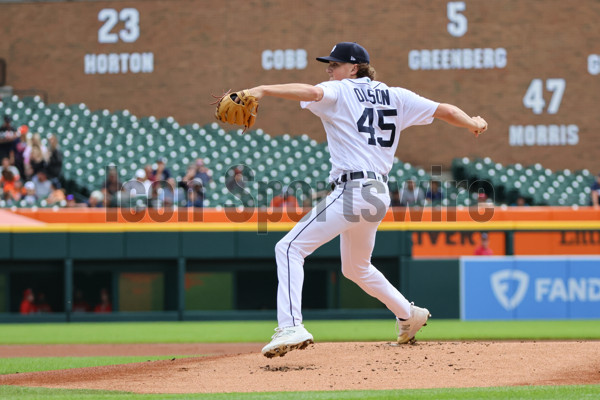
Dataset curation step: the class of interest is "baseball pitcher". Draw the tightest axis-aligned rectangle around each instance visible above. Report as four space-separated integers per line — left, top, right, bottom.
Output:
214 42 488 358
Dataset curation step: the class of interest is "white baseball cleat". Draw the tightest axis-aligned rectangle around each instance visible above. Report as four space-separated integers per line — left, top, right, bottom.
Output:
397 303 431 344
261 324 314 358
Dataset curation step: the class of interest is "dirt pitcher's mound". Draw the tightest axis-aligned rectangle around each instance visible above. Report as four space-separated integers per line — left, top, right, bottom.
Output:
1 341 599 394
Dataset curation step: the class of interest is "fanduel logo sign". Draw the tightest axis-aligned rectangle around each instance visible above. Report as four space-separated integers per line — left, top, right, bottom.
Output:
490 269 529 311
490 269 600 311
535 277 600 302
462 257 600 320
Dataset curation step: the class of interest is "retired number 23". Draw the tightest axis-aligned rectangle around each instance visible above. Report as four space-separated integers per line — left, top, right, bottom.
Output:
356 107 398 148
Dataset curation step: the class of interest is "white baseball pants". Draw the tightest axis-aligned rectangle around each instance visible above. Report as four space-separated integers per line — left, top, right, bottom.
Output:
275 179 412 328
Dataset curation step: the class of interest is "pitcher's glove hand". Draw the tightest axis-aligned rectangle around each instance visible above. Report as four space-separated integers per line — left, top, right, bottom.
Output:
212 89 259 131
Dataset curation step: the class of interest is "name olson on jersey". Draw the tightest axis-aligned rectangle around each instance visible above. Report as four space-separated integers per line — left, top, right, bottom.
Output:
408 48 507 70
353 88 390 106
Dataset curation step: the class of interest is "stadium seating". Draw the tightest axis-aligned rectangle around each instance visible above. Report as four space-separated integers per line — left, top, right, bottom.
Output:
451 156 594 206
1 95 593 208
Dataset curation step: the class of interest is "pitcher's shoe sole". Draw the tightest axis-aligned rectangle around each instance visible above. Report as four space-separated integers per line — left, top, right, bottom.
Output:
263 338 314 358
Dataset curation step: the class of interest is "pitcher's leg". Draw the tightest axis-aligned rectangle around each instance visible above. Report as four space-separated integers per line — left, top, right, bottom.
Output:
340 224 411 319
275 187 349 327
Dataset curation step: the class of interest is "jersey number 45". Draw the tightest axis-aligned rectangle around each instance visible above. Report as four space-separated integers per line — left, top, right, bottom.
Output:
356 107 398 148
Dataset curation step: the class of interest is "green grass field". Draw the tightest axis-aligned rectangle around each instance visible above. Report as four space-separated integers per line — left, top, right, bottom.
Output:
1 385 600 400
2 319 600 344
1 320 599 399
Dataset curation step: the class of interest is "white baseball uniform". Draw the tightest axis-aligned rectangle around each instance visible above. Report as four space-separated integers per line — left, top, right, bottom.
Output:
275 77 439 328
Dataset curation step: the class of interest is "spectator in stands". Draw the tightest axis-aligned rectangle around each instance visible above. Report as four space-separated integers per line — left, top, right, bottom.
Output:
186 185 204 207
390 190 402 207
121 169 151 207
144 164 155 183
148 180 162 208
0 158 21 205
0 115 14 133
474 232 494 256
399 179 424 206
46 178 66 205
271 186 298 209
8 180 26 203
0 115 16 161
32 169 52 200
194 158 213 186
425 180 443 205
388 186 402 207
1 168 19 203
591 173 600 208
180 164 199 187
161 177 183 207
226 167 246 195
137 168 152 195
152 157 171 182
0 156 20 180
20 288 37 314
178 165 205 206
26 143 48 180
46 134 63 179
101 166 121 207
94 288 112 313
13 125 28 178
477 192 488 204
86 190 105 208
65 194 82 208
23 133 48 179
103 166 121 195
179 163 202 187
23 181 37 206
510 195 528 207
0 157 21 199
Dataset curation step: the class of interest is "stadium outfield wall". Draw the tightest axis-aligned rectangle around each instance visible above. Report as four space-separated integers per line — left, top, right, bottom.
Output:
1 219 599 322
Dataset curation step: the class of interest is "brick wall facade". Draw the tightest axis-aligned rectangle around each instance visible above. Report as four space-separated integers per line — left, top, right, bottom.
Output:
1 0 598 172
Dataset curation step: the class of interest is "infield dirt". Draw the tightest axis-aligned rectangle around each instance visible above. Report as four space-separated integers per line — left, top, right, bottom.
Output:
1 341 599 393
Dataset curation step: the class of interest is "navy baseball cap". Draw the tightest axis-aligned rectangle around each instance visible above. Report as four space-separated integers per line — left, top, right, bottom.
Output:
316 42 370 64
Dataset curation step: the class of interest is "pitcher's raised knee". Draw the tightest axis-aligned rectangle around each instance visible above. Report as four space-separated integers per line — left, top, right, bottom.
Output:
341 264 369 283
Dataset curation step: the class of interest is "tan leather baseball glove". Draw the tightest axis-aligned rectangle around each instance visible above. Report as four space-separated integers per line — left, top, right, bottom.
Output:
212 89 259 131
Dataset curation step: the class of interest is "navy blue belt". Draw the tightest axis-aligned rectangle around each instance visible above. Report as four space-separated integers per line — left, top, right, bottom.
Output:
331 171 388 189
